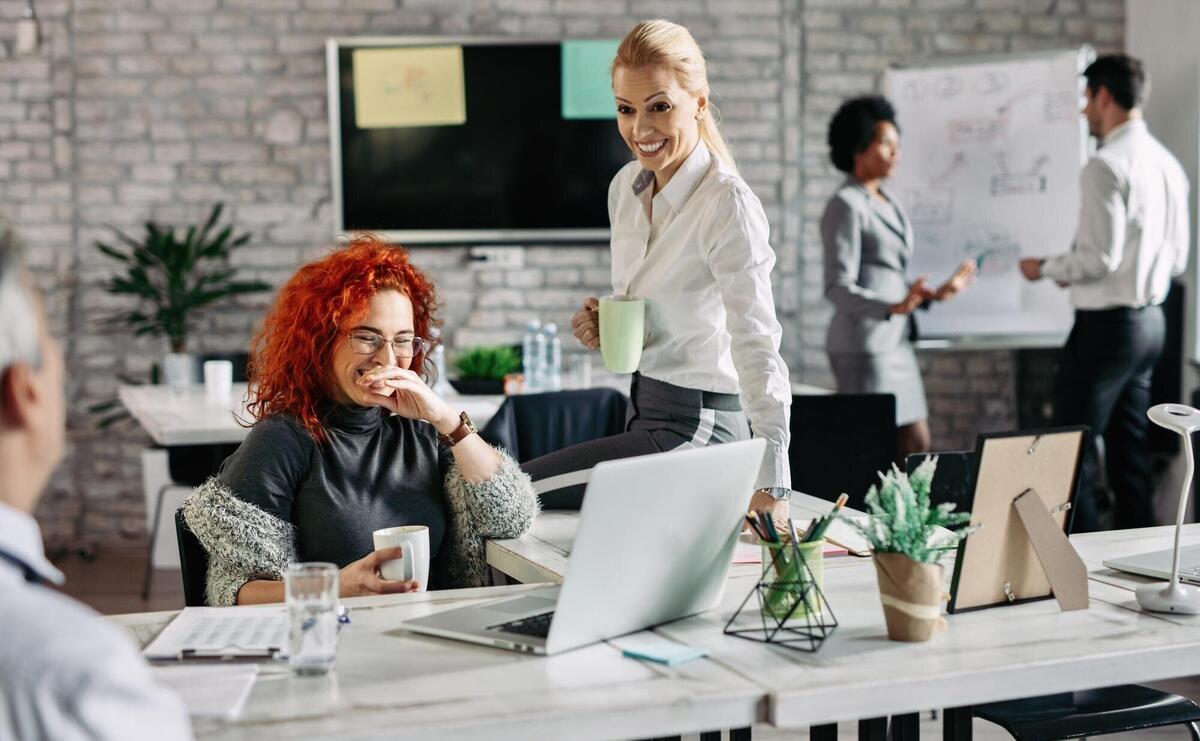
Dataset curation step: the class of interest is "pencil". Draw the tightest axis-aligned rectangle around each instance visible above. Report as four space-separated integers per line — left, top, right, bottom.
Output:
808 494 849 542
745 511 768 541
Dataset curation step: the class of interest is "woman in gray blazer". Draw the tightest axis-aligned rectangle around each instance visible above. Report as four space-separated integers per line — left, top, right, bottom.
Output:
821 96 974 459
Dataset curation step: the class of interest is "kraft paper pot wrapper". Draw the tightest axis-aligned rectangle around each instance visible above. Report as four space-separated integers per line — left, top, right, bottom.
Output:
872 552 948 642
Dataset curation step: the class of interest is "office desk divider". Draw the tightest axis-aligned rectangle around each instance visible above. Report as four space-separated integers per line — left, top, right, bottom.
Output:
724 538 837 652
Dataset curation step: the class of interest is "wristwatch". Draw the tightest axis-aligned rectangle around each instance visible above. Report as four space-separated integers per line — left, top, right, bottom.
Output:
436 411 477 447
756 486 792 502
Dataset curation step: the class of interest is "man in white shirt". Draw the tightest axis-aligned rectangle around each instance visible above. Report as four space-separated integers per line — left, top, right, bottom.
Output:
1021 54 1190 532
0 223 193 739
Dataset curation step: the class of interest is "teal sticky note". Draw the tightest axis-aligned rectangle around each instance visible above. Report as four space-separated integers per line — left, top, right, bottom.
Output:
617 635 710 666
562 39 620 120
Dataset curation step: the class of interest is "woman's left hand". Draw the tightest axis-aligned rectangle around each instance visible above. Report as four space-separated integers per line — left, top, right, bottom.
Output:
357 367 459 433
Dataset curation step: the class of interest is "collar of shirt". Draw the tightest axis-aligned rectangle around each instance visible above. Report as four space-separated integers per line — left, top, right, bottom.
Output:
631 140 713 218
1101 118 1144 147
0 500 65 585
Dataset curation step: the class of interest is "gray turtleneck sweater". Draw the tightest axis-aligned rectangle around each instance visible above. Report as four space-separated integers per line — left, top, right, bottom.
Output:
182 403 539 606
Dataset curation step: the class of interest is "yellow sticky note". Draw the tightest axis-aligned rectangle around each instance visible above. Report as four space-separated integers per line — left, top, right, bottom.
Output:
352 46 467 129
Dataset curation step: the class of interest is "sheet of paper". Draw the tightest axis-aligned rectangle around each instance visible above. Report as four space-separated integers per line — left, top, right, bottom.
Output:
561 39 620 120
143 606 289 660
353 46 467 128
152 664 259 720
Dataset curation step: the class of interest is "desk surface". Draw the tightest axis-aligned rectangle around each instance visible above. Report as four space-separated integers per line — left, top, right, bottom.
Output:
113 585 763 741
120 378 832 446
117 384 504 446
487 508 1200 729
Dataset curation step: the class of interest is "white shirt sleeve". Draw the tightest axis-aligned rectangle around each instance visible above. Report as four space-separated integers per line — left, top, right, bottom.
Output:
1042 158 1126 284
705 186 792 490
1170 173 1191 278
2 600 193 741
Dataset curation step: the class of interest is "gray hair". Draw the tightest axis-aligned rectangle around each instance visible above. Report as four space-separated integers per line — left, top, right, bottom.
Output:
0 221 41 376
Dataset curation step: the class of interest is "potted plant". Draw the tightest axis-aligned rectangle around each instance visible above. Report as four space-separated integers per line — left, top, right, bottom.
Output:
851 458 972 642
450 345 521 395
94 203 269 389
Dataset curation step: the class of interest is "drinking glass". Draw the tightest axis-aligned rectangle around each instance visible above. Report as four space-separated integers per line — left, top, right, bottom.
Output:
284 562 339 676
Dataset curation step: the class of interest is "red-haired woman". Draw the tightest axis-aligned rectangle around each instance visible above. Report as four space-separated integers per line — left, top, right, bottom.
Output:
181 236 538 606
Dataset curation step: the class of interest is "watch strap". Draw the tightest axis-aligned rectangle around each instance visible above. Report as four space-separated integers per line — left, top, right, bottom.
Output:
437 411 477 447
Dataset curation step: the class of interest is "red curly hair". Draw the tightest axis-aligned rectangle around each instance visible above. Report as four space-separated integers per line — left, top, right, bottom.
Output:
245 234 441 442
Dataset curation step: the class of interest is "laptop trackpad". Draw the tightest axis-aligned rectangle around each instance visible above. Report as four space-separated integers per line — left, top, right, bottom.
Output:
489 596 557 615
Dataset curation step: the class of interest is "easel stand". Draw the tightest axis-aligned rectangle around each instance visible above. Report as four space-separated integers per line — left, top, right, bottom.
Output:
724 539 838 652
1012 489 1089 611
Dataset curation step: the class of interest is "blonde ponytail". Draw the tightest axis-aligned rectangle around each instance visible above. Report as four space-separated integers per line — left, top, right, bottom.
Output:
613 19 737 173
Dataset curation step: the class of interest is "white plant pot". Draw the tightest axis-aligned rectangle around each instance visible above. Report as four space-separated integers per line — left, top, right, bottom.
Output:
163 352 195 390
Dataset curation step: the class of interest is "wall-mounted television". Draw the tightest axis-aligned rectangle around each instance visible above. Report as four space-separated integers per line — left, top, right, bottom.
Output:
326 36 632 245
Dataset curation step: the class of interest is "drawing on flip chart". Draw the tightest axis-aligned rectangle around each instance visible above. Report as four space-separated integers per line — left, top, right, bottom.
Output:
991 153 1050 195
1043 90 1079 122
948 117 1006 144
935 74 964 98
908 188 955 224
975 70 1008 95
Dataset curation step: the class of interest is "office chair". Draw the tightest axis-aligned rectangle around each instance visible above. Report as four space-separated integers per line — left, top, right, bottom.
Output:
175 509 209 607
790 393 897 510
142 351 247 599
972 685 1200 740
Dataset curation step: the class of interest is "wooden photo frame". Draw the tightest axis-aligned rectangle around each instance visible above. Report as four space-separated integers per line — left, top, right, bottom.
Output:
947 427 1087 613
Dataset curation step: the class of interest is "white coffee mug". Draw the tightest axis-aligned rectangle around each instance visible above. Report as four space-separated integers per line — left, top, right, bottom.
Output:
203 360 233 403
371 525 430 592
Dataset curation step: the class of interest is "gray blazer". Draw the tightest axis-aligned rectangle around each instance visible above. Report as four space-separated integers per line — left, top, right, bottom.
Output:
822 178 915 355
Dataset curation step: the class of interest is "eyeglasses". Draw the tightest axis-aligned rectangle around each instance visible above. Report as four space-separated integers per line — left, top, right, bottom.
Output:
345 330 427 358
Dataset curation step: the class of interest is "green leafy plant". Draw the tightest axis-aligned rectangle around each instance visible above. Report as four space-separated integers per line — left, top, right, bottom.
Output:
850 457 973 564
454 345 521 380
94 203 269 353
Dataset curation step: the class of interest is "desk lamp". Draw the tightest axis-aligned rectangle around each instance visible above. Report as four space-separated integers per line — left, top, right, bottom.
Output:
1138 404 1200 614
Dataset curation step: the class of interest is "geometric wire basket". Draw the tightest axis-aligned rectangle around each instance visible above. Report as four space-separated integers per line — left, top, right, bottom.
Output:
723 538 838 652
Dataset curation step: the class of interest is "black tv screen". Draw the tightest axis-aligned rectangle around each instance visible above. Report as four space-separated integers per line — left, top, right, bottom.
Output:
328 38 632 244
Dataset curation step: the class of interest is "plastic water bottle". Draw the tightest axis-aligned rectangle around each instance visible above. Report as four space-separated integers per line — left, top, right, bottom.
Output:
531 323 548 393
523 319 543 392
544 322 562 392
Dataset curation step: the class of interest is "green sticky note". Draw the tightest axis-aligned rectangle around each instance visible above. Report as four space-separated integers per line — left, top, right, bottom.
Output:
561 39 620 120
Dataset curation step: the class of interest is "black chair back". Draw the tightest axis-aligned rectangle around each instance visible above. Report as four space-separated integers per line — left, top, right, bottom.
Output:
175 509 209 607
480 388 629 463
905 450 975 513
789 393 896 511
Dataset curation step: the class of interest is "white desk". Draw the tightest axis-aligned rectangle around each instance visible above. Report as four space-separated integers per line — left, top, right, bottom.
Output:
488 508 1200 736
117 384 506 446
113 585 763 740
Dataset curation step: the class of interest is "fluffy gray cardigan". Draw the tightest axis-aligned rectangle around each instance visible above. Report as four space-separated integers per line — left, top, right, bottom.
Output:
181 452 538 606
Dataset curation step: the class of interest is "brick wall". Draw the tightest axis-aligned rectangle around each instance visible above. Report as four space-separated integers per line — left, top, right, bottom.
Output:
0 0 1123 547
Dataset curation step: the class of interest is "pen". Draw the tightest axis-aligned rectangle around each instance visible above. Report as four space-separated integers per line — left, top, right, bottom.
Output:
745 511 768 541
807 494 848 542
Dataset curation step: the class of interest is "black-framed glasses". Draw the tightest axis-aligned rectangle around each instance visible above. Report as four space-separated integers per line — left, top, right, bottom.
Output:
345 330 427 358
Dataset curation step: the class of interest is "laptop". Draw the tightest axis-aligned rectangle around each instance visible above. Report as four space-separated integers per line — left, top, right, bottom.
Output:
403 438 766 655
1103 546 1200 585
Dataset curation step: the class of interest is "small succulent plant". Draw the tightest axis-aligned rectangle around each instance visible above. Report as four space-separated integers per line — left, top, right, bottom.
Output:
850 457 973 564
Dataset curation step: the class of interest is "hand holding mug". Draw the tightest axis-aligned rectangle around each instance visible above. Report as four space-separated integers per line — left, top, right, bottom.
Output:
337 548 419 597
372 525 431 593
572 297 601 350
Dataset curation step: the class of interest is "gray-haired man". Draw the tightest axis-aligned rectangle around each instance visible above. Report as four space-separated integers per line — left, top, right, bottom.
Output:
0 222 192 739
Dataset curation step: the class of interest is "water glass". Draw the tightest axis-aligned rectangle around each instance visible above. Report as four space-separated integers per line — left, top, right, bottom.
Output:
562 353 592 390
163 352 194 393
284 562 339 676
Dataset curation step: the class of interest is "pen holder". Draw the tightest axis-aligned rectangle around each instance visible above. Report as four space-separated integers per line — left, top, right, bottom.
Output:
724 537 838 653
762 539 824 621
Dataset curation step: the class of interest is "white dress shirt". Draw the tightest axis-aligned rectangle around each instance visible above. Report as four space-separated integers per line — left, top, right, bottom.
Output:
0 501 192 741
1042 119 1190 309
608 141 792 489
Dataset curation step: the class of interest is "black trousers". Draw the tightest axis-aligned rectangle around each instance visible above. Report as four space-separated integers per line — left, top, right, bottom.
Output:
1052 305 1165 532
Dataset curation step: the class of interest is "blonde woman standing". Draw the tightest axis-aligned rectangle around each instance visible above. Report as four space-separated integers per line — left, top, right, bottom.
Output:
523 20 793 520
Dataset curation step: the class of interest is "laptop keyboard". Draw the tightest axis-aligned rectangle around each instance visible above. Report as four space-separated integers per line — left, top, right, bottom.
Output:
490 611 554 638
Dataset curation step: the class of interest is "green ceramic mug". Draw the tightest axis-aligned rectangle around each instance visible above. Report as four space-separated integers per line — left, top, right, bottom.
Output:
598 295 645 374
